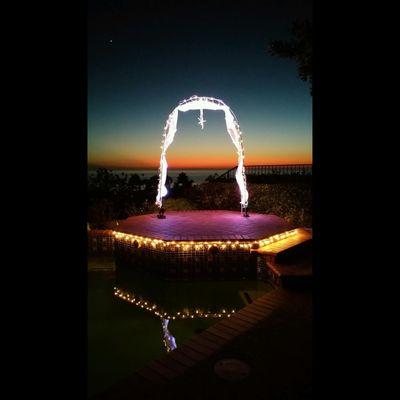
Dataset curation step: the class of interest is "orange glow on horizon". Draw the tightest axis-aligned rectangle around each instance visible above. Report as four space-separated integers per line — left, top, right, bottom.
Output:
89 153 312 170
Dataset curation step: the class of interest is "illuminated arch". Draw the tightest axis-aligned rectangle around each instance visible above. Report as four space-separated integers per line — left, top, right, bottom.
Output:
156 95 249 211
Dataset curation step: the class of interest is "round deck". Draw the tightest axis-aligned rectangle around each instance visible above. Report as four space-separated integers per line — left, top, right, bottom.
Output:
116 210 291 241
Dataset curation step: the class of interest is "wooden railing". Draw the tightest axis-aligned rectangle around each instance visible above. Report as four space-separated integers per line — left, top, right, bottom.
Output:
216 164 312 181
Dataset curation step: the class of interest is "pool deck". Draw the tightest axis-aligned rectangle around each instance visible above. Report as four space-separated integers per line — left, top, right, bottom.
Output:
92 287 312 399
114 210 291 241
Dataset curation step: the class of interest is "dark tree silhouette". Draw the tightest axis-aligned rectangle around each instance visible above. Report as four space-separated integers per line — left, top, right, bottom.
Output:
165 175 173 193
88 169 147 225
173 172 193 197
175 172 193 188
143 175 159 192
269 19 312 94
205 173 219 183
88 169 311 227
128 173 142 191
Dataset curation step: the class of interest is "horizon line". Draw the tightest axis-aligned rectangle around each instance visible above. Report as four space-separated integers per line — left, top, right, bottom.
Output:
88 163 313 170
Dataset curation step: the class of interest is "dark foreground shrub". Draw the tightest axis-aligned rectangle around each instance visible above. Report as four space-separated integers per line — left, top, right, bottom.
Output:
185 182 311 227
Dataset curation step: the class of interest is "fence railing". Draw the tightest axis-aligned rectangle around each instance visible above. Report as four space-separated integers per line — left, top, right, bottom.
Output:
216 164 312 181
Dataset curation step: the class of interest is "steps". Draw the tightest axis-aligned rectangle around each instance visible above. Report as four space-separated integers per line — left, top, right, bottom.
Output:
133 288 292 385
254 228 312 289
255 228 312 264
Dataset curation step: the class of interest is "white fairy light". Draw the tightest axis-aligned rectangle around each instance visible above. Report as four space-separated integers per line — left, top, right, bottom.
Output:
198 109 206 129
155 95 249 208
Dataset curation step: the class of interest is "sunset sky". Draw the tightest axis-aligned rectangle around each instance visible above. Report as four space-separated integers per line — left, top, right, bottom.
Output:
88 0 312 170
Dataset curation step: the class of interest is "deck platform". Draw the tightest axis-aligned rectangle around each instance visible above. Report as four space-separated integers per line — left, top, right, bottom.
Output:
115 210 291 241
112 211 303 279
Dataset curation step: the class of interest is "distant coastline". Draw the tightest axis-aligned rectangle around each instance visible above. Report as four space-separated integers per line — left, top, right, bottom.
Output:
88 168 226 184
87 166 230 171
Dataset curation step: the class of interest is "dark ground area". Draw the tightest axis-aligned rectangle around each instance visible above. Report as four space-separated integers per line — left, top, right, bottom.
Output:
93 289 312 400
88 257 274 398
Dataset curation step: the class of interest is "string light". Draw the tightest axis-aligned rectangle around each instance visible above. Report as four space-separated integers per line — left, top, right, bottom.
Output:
113 287 236 321
112 228 298 252
155 96 249 209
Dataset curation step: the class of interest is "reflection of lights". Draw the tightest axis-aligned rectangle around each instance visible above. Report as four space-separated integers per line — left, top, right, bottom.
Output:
162 318 177 352
113 287 236 320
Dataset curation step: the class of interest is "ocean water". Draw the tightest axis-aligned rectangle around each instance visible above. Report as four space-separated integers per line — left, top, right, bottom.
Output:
88 169 227 184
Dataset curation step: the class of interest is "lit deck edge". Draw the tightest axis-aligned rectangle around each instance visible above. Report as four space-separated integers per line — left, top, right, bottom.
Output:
254 228 312 255
112 228 301 252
